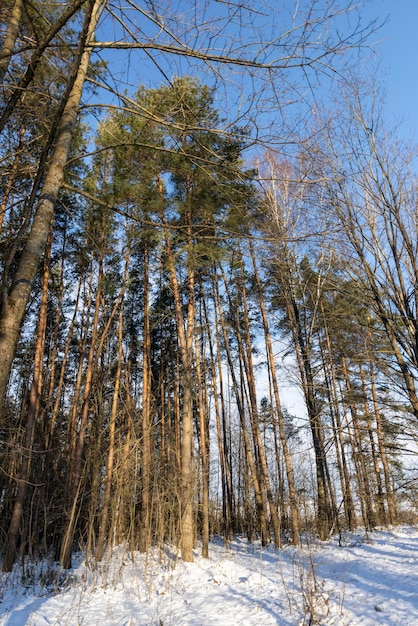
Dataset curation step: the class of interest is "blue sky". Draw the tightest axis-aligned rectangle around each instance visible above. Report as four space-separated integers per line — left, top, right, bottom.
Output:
93 1 418 144
362 0 418 137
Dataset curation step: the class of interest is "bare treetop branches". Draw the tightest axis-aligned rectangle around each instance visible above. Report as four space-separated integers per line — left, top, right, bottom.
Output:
85 0 380 145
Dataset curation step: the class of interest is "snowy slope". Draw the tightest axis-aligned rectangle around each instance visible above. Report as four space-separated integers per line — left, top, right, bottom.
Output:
0 526 417 625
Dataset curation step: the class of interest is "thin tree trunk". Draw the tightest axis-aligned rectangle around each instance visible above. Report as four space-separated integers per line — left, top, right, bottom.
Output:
139 241 152 553
60 244 126 567
0 124 26 232
204 278 233 540
369 357 397 524
214 273 269 544
162 210 195 562
359 365 386 525
95 289 126 560
194 303 209 558
250 241 300 544
60 258 103 569
341 356 376 530
236 248 281 547
282 279 332 539
319 307 356 529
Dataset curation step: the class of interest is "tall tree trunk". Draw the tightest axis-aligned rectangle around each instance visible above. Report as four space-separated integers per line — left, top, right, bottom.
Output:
162 210 195 562
250 241 300 544
214 272 269 545
2 226 52 571
319 308 355 529
60 246 125 567
282 275 332 539
204 278 233 540
0 0 104 417
60 258 103 569
236 248 281 547
139 241 152 553
194 324 210 557
96 255 129 560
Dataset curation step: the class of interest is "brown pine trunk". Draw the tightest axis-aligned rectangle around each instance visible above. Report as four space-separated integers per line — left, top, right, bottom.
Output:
204 278 233 540
236 249 282 547
60 260 103 568
0 0 104 417
319 309 355 530
2 226 52 571
250 241 300 544
194 307 209 558
214 273 269 545
139 242 152 553
60 244 125 567
96 256 129 560
163 209 195 562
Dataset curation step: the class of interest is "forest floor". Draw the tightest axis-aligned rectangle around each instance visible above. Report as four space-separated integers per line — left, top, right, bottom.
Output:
0 525 417 625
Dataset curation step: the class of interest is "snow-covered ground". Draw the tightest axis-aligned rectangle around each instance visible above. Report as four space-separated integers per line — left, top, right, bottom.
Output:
0 526 417 625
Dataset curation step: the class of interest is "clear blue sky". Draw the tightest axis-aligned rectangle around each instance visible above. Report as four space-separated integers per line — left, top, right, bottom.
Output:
362 0 418 137
93 1 417 141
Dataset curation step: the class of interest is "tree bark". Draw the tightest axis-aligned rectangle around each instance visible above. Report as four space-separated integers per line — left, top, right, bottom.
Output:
2 226 52 571
250 240 300 544
0 0 105 418
215 272 269 545
163 208 195 562
0 0 23 85
95 286 126 560
139 241 152 553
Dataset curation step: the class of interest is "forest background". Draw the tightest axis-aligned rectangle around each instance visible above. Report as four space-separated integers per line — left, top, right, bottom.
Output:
1 0 418 576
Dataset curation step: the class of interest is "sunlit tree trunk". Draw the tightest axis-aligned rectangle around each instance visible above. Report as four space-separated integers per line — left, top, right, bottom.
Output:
0 0 105 417
139 241 152 552
341 356 376 530
250 240 300 544
2 226 52 571
319 306 355 529
96 255 129 560
368 357 397 524
194 312 209 558
359 365 386 525
204 277 233 540
60 257 103 568
214 272 269 544
236 247 281 547
162 204 195 562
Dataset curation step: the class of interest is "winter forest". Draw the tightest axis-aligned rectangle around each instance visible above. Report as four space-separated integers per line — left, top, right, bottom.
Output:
1 0 418 587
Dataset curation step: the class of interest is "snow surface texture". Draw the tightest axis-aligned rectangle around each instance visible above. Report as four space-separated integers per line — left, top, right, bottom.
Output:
0 526 417 625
